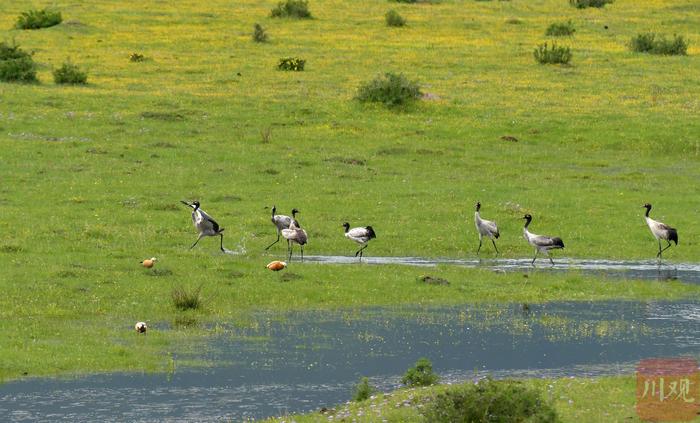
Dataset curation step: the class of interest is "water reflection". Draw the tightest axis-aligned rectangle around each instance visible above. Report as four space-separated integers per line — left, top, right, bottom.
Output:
1 301 699 422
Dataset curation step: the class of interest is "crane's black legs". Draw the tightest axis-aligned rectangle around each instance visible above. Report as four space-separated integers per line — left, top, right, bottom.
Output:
491 239 499 255
190 234 204 250
300 245 304 262
355 245 368 261
657 240 673 258
476 238 482 255
219 233 225 252
287 240 292 261
549 256 555 266
531 251 538 266
265 232 281 250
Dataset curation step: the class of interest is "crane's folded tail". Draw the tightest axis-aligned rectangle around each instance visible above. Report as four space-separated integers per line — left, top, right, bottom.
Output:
552 237 564 248
669 228 678 245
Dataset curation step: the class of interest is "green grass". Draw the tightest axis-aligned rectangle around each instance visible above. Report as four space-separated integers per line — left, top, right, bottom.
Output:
265 375 700 422
0 0 699 384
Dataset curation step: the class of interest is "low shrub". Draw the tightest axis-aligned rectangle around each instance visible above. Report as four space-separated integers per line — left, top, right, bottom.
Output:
252 23 268 42
534 42 572 64
569 0 613 8
0 42 38 83
129 52 146 62
53 60 88 85
391 0 418 3
422 378 559 423
630 33 688 55
277 57 305 71
352 377 376 402
356 72 422 107
385 9 406 27
15 9 62 30
401 357 439 387
270 0 312 19
546 20 575 36
171 285 202 310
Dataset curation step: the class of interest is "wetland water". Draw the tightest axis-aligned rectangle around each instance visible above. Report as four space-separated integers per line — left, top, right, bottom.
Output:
304 256 700 284
2 301 699 421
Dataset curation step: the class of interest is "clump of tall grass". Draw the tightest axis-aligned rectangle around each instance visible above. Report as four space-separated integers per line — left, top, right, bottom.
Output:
630 33 688 56
171 285 202 310
534 42 572 64
53 60 88 85
422 378 558 422
270 0 312 19
352 377 377 402
0 42 38 83
252 23 268 42
356 72 422 107
546 20 575 36
15 9 62 30
385 9 406 27
569 0 613 8
401 357 439 387
277 57 305 71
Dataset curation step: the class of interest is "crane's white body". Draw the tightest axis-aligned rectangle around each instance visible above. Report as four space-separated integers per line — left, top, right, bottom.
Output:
474 202 500 255
181 201 225 252
281 221 307 261
643 203 678 259
522 215 564 265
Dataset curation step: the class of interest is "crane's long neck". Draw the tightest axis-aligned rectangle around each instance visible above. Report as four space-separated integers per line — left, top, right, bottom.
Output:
644 207 651 218
271 207 276 218
524 218 532 229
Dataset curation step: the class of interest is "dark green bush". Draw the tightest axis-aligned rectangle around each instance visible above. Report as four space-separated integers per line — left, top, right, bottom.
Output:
129 52 146 62
352 377 376 402
356 72 422 107
277 57 305 71
15 9 62 29
385 9 406 27
253 23 268 42
546 21 575 36
569 0 613 8
171 285 202 310
630 33 688 55
391 0 418 3
401 358 439 387
534 42 572 64
53 61 88 85
270 0 312 19
0 42 38 83
422 378 559 423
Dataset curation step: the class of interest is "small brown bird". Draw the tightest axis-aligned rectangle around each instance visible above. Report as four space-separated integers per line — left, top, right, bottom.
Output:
266 260 287 271
140 257 157 268
135 322 147 333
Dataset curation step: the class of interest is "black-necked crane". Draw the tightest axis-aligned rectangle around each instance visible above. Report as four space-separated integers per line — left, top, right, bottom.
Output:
281 221 308 261
522 214 564 266
643 203 678 259
474 202 500 255
265 206 299 250
181 200 226 252
343 222 376 261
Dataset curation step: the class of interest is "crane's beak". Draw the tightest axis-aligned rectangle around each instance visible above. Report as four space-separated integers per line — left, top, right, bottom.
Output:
181 200 191 207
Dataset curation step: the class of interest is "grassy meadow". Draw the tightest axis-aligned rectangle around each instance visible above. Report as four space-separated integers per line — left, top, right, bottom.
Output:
1 0 699 396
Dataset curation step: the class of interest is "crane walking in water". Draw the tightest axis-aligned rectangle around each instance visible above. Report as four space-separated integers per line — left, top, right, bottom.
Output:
265 206 299 250
522 214 564 266
643 203 678 259
343 222 376 261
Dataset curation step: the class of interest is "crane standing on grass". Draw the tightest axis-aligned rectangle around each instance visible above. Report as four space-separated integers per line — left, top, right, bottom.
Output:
474 202 500 255
281 220 308 261
181 200 226 252
643 203 678 259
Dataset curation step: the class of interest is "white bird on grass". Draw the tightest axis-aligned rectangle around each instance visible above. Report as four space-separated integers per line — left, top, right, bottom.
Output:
474 202 500 255
343 222 377 261
643 203 678 259
522 214 564 266
181 200 226 252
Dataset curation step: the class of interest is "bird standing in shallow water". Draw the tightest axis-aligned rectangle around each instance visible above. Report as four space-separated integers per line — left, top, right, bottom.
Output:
474 202 500 255
281 221 307 261
522 214 564 266
643 203 678 259
265 206 299 250
343 222 376 261
181 200 226 252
